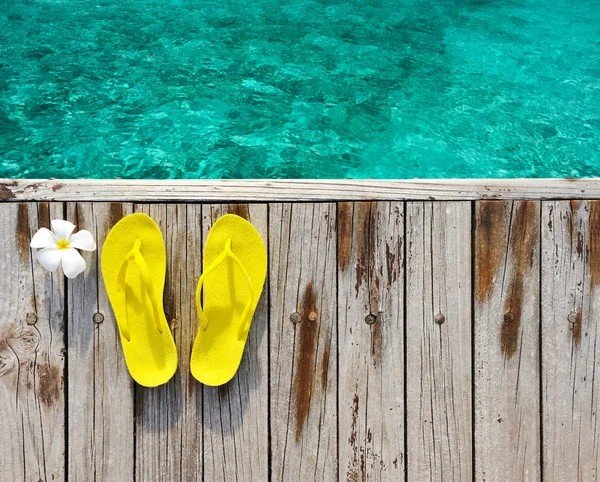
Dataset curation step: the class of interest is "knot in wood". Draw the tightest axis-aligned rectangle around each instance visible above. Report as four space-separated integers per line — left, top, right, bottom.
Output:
26 313 37 325
17 328 39 355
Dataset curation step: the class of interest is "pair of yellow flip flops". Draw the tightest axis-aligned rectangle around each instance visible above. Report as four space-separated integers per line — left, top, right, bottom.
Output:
101 213 267 387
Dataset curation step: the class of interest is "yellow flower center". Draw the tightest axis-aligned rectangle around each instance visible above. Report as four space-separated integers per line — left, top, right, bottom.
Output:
56 239 70 250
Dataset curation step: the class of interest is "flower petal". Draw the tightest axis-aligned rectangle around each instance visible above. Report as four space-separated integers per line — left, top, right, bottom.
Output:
36 247 63 272
68 230 96 251
30 228 56 249
51 219 75 241
62 248 86 279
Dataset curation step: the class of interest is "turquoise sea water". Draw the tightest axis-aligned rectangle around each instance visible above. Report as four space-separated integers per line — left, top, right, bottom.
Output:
1 0 599 179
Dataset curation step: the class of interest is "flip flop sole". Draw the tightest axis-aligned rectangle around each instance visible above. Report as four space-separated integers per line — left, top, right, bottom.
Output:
191 214 267 386
102 213 177 387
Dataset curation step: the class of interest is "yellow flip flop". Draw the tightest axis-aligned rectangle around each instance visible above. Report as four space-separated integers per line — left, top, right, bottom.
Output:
191 214 267 386
101 213 177 387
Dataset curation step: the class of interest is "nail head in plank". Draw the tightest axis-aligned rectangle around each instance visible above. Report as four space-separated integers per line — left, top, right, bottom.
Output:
270 203 338 481
66 202 135 482
0 202 65 481
338 201 405 482
475 200 541 481
406 201 472 481
542 200 600 480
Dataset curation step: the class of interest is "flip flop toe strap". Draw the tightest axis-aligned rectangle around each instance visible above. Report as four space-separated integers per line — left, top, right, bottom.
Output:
117 238 163 341
196 238 255 340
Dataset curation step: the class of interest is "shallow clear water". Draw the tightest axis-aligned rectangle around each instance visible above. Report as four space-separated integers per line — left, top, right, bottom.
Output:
1 0 599 179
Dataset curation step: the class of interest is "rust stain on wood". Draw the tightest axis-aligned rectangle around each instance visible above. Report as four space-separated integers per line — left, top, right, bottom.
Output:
569 200 579 240
573 309 582 347
360 447 366 481
17 203 30 263
37 364 62 409
589 201 600 288
346 393 360 482
570 202 584 260
355 202 374 297
371 313 382 367
294 282 319 442
320 343 330 391
476 201 507 304
301 281 317 323
51 183 64 192
385 242 398 286
227 204 249 220
0 181 17 200
500 314 520 359
577 232 584 259
502 201 538 359
37 202 50 229
349 393 359 447
338 202 352 272
108 202 123 228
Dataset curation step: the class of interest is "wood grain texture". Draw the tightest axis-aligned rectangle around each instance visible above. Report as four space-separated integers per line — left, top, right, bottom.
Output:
66 202 135 482
406 202 472 481
202 204 269 482
134 204 202 482
337 202 405 482
542 201 600 481
5 196 600 481
474 201 541 482
0 202 65 482
2 178 600 202
269 203 337 481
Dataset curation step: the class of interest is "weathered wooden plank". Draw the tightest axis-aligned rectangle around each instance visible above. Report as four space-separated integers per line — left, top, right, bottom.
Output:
542 200 600 481
474 200 541 481
337 202 405 482
134 204 202 482
3 179 600 202
0 202 65 482
406 202 472 481
202 204 269 482
269 203 337 481
66 202 134 481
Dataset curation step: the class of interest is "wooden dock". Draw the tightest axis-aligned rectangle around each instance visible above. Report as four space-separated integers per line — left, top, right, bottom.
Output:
0 179 599 481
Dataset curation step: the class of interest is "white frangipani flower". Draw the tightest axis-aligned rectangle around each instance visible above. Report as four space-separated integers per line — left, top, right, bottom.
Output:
30 219 96 279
